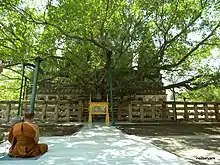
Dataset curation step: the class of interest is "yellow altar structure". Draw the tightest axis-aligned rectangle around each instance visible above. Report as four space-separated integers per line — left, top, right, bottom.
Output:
88 95 109 126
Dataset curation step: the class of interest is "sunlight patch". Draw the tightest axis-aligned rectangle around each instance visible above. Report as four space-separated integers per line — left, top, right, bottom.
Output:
70 157 86 161
66 141 97 148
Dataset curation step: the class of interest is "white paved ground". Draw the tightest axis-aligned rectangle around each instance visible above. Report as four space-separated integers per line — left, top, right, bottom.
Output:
0 125 193 165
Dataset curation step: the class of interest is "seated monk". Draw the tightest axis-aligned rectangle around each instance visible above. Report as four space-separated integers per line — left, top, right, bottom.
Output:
8 112 48 158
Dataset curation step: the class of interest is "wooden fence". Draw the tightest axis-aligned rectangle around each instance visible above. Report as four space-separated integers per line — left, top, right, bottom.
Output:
119 101 220 122
0 100 83 123
0 100 220 123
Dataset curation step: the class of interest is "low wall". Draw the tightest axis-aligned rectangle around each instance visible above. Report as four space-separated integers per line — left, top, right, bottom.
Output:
0 100 82 123
0 100 219 123
120 101 220 122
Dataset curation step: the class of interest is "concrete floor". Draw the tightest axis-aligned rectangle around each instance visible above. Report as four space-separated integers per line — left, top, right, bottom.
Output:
116 122 220 165
0 124 192 165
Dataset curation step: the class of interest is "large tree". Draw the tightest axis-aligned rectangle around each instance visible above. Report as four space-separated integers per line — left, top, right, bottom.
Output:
0 0 219 99
180 84 220 102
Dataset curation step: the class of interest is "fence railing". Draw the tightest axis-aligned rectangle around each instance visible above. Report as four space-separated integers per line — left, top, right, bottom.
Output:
118 101 220 122
0 100 219 123
0 100 83 123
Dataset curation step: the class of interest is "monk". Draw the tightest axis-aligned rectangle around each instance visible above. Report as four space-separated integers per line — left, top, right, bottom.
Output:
8 112 48 158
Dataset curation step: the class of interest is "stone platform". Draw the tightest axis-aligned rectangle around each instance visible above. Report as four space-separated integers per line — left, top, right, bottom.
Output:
0 125 192 165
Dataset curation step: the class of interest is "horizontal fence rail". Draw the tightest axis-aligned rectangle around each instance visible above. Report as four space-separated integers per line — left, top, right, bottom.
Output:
0 100 220 123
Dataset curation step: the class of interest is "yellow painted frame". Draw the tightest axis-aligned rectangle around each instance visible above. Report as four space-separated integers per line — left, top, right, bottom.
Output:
88 94 109 126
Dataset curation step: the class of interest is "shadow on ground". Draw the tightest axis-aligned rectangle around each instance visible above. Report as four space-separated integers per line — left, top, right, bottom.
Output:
117 123 220 165
117 123 220 136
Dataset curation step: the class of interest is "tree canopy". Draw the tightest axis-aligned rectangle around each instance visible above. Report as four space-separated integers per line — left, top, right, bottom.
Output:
0 0 219 99
179 84 220 102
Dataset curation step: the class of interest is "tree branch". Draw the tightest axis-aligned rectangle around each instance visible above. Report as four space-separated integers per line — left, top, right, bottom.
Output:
158 9 205 61
161 21 220 70
10 4 109 51
3 68 30 80
162 75 202 90
100 0 110 38
0 74 20 80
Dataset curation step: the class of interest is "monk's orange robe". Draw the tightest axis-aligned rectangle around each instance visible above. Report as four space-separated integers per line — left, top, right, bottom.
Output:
8 122 48 158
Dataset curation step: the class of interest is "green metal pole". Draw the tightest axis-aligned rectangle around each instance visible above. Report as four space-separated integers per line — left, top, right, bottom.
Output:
107 51 115 126
172 87 177 121
17 64 25 116
30 57 42 113
22 77 27 100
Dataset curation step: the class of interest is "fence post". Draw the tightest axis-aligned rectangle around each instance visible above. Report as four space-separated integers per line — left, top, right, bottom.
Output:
184 101 189 121
42 101 47 122
140 101 144 122
194 103 199 122
117 102 122 121
6 102 11 122
54 103 58 123
161 101 167 120
151 101 156 120
128 102 132 122
78 100 83 122
204 103 209 121
172 102 177 121
214 103 220 122
66 102 70 122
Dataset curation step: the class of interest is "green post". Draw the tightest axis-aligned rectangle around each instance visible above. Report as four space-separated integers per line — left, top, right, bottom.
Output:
107 51 115 126
17 64 25 116
172 87 177 121
22 77 27 100
30 57 42 113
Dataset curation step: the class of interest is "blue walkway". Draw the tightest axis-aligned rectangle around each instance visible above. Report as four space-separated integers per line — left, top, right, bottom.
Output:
0 125 193 165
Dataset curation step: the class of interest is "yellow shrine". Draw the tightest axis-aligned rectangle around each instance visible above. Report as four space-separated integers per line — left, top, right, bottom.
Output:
88 94 109 126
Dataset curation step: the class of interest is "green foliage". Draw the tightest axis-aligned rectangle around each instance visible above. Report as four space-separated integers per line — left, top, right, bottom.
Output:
180 85 220 102
0 1 44 63
0 0 219 99
0 69 21 100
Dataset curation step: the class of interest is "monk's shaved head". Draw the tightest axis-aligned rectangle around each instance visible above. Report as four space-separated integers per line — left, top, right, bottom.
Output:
24 111 35 120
